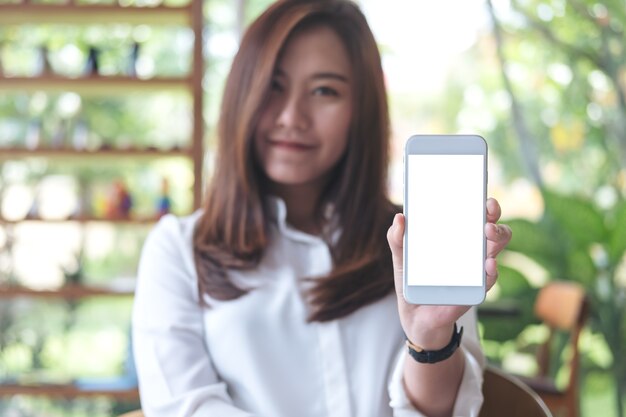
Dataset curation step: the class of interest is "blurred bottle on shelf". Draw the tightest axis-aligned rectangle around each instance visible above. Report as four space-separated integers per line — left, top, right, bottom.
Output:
25 120 42 150
26 187 41 220
106 179 133 219
84 46 100 76
72 119 89 150
61 250 85 286
127 42 140 78
92 186 108 219
35 45 53 76
0 222 17 285
72 177 92 219
51 119 68 149
156 177 171 218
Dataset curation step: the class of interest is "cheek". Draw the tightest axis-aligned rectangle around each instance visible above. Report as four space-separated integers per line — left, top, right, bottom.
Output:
323 108 352 158
318 133 350 175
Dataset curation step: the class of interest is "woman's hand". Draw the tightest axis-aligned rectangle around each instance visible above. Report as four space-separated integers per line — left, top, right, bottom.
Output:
386 198 512 349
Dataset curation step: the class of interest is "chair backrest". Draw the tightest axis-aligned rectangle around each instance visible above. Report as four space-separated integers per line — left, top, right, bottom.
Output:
479 365 553 417
535 281 587 331
534 281 589 379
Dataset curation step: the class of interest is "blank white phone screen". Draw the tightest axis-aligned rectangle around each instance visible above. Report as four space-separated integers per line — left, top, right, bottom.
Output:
407 154 484 286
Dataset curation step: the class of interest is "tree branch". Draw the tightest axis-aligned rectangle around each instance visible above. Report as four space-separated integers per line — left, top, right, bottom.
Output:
568 0 602 25
567 0 623 37
485 0 543 188
512 0 626 167
525 14 608 72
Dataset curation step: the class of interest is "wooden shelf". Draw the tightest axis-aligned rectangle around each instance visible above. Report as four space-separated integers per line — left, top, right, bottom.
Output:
0 3 192 25
0 0 203 403
0 216 160 224
0 146 192 159
0 383 139 399
0 75 192 94
0 285 135 299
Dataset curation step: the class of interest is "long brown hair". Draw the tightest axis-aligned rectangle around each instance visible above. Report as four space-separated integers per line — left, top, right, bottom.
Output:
194 0 397 322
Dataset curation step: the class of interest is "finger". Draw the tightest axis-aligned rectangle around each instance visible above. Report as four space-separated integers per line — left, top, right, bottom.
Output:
486 198 502 223
386 213 405 292
485 223 512 257
485 257 498 291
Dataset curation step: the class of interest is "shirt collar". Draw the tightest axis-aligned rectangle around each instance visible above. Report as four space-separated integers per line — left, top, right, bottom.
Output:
266 196 336 245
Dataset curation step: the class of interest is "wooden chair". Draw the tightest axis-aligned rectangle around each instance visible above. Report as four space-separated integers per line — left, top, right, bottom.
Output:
520 281 589 417
480 365 552 417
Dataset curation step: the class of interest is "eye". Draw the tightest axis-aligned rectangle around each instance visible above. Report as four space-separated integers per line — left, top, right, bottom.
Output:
312 86 339 97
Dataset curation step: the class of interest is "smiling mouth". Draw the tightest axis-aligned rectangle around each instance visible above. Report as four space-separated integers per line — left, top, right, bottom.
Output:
267 139 316 151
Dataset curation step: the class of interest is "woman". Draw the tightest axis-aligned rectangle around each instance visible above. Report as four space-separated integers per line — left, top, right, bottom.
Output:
132 1 512 416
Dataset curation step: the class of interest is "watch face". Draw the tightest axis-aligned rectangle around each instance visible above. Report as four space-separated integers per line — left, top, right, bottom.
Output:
406 325 463 364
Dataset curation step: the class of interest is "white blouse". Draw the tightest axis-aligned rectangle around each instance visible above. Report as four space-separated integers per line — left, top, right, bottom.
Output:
132 198 485 417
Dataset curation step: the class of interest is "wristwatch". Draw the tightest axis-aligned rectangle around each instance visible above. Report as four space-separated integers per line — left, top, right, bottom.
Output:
406 323 463 364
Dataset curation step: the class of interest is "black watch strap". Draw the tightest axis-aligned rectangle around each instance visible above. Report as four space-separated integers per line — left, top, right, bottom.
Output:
406 323 463 364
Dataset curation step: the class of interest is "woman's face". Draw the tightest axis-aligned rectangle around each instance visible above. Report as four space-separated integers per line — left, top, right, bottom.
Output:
253 25 353 193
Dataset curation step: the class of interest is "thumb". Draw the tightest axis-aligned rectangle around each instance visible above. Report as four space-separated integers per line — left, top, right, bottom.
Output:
386 213 405 295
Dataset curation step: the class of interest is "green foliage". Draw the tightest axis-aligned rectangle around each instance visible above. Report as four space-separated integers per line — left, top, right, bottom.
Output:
608 201 626 264
567 248 598 286
504 190 626 415
476 0 626 196
542 190 608 248
472 1 626 412
481 265 537 342
505 218 561 271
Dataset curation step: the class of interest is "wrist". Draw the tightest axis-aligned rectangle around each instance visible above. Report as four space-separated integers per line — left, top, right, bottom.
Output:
406 324 456 350
405 323 463 364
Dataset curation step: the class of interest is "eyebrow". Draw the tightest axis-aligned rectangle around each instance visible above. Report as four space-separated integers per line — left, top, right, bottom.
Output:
312 72 349 83
274 68 349 83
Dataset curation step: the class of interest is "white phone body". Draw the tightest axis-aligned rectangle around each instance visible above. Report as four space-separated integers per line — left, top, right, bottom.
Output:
403 134 487 305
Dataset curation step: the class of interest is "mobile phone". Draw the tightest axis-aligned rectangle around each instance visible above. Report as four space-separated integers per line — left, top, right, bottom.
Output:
403 134 487 305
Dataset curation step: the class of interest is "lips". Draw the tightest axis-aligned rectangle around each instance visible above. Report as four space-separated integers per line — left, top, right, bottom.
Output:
267 138 316 151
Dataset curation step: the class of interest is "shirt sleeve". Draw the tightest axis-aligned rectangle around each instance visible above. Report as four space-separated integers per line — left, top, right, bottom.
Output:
132 215 255 417
387 308 485 417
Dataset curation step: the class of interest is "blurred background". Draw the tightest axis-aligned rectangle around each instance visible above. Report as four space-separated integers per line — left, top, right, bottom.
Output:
0 0 624 416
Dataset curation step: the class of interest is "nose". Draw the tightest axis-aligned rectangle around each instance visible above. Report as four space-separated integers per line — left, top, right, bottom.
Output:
275 93 310 131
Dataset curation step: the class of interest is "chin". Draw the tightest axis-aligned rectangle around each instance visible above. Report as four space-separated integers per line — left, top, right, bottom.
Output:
267 174 312 186
264 167 318 186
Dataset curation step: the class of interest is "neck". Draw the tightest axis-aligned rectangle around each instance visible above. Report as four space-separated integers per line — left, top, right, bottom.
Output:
269 182 324 235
